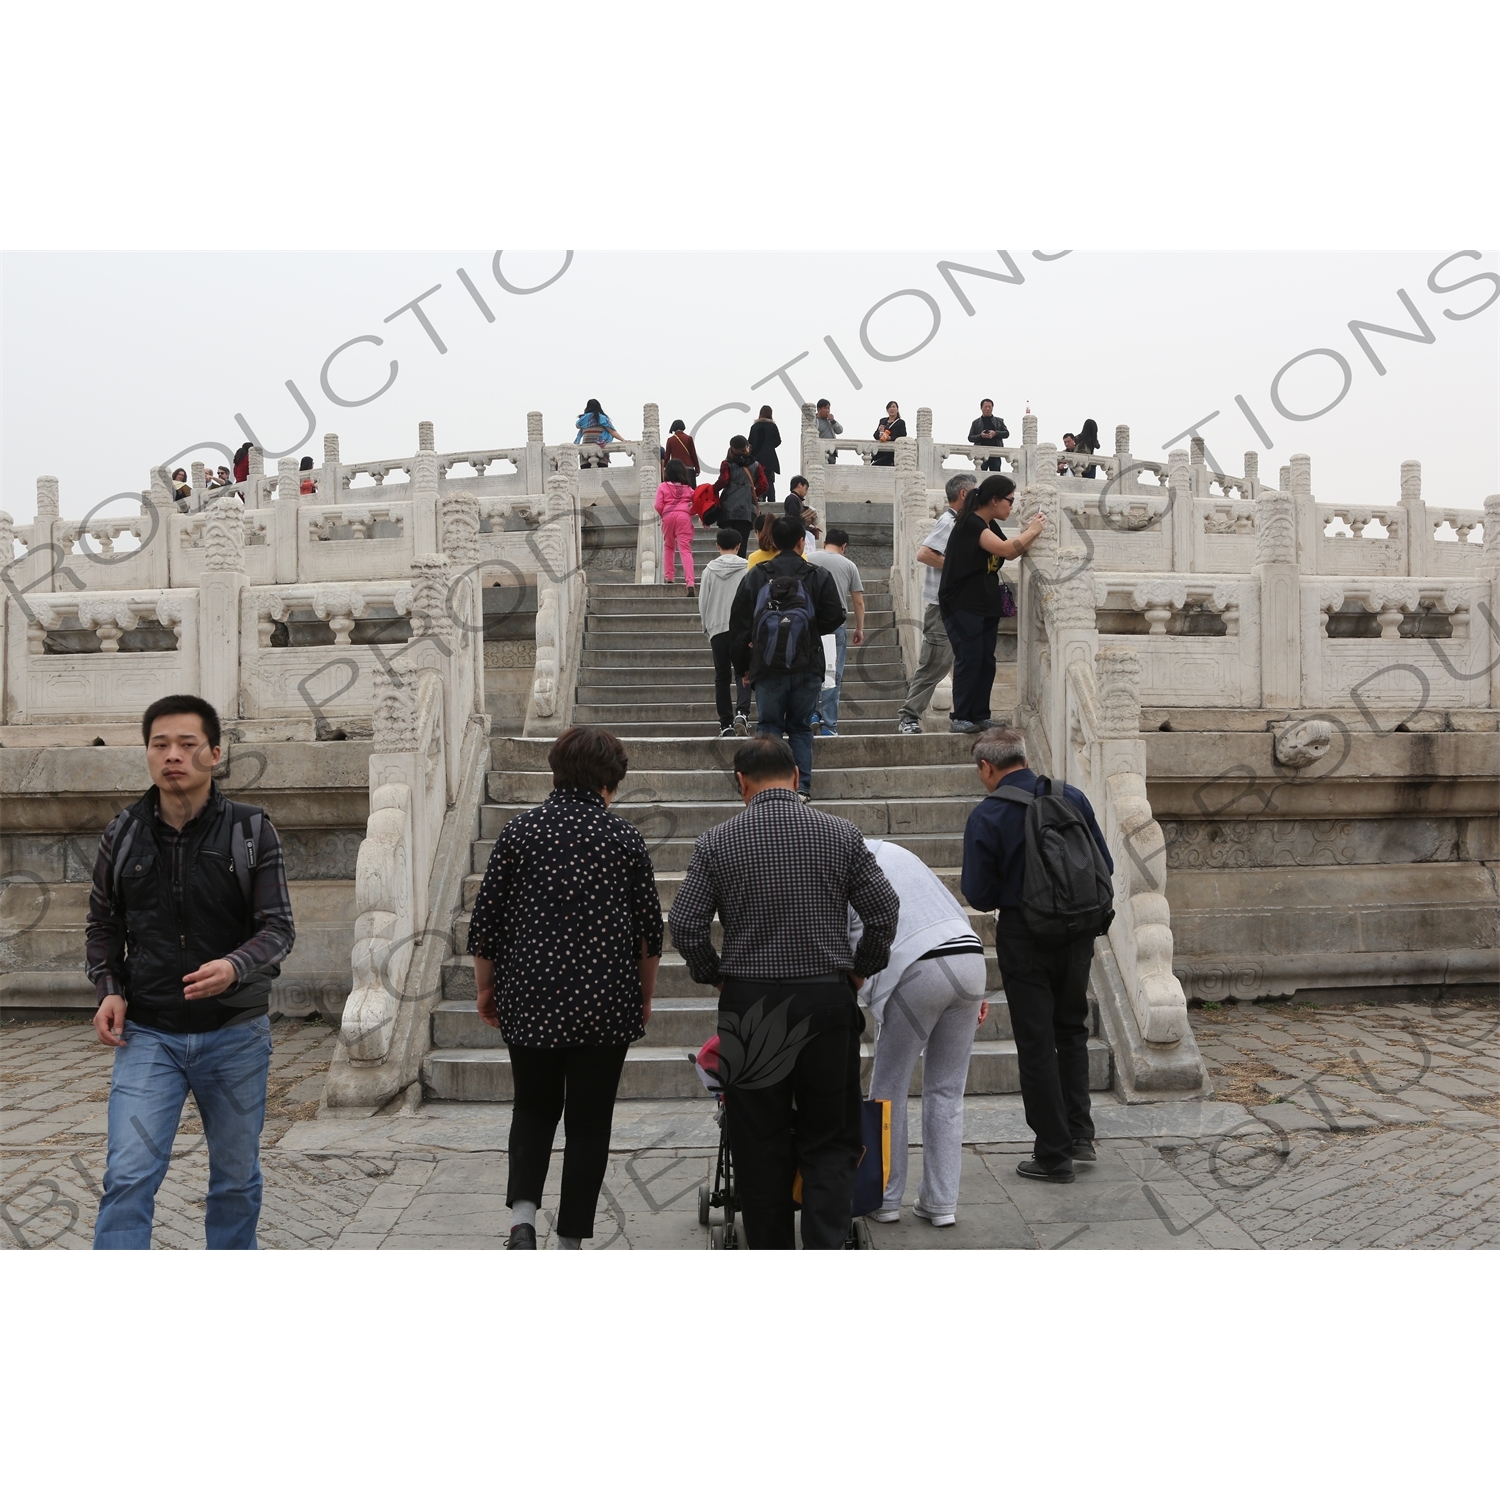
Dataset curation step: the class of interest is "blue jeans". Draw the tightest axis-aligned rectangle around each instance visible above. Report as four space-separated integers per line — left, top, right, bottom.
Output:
753 671 821 792
819 624 849 730
93 1016 273 1250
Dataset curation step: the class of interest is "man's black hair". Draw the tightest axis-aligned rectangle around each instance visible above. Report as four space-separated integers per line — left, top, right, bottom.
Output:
770 516 804 552
734 735 798 782
716 528 742 550
789 475 809 491
142 694 222 748
824 527 850 547
816 399 831 409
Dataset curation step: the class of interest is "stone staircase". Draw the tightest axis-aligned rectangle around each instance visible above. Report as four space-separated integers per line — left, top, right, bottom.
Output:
422 550 1113 1102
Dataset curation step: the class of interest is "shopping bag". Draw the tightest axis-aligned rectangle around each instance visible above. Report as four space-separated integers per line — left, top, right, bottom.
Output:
851 1097 892 1217
791 1098 891 1216
821 633 838 691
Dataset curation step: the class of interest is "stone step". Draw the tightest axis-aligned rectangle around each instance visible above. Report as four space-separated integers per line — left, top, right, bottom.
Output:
585 592 893 615
490 732 981 772
478 796 977 842
461 863 984 921
577 666 907 693
442 948 1001 1002
572 698 909 725
428 990 1084 1051
469 827 968 873
584 610 899 638
565 719 910 738
422 1036 1112 1101
451 903 1000 960
579 646 906 671
486 764 978 805
577 677 906 703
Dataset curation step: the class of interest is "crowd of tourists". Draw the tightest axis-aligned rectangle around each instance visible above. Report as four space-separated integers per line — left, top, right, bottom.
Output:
461 721 1110 1249
84 395 1111 1251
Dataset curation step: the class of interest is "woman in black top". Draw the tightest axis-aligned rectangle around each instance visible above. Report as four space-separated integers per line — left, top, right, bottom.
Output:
747 405 781 506
871 401 906 466
1075 418 1101 479
938 474 1045 729
467 726 663 1248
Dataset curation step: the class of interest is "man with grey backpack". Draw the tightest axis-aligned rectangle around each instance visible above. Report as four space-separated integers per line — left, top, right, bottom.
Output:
726 515 845 799
961 726 1113 1183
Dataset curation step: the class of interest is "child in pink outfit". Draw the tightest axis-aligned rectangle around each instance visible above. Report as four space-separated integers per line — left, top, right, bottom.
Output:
655 459 697 588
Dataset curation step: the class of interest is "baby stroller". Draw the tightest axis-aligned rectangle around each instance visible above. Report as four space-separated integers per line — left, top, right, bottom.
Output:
690 1037 741 1249
688 1036 879 1250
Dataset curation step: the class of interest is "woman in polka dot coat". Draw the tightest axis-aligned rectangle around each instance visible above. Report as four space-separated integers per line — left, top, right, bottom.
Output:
468 727 663 1248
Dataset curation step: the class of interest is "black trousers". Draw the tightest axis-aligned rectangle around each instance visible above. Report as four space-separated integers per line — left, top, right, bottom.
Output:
992 912 1095 1170
942 608 999 724
710 630 753 729
506 1042 629 1239
719 977 862 1249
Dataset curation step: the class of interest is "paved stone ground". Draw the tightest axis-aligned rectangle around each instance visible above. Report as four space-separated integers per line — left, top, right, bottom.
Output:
3 998 1495 1250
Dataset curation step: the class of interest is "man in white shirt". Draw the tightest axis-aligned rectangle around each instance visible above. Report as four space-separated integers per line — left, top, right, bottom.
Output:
898 473 974 733
807 527 865 735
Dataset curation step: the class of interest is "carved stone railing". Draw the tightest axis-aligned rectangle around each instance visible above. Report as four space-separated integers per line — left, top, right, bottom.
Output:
1062 645 1206 1095
341 667 444 1062
1012 509 1206 1095
889 437 934 681
523 447 586 736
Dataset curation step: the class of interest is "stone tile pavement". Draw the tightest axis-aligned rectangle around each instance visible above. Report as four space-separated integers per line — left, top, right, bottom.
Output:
3 999 1495 1250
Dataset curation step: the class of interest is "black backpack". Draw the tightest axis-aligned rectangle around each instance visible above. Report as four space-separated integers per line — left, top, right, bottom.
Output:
989 777 1114 943
110 798 263 911
750 566 819 676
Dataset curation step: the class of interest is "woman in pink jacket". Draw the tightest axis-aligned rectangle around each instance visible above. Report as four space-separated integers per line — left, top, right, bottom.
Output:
655 458 697 593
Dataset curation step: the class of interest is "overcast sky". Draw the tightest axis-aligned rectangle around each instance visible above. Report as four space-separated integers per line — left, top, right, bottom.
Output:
3 249 1496 527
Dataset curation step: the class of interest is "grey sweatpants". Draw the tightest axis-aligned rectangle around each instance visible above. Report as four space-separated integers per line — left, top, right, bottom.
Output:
900 602 955 720
869 951 986 1216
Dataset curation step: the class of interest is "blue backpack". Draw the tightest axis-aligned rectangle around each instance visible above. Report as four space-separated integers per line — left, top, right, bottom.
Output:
750 566 819 676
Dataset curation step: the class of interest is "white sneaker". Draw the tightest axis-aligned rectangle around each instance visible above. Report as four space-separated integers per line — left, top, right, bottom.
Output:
870 1208 901 1223
913 1205 956 1227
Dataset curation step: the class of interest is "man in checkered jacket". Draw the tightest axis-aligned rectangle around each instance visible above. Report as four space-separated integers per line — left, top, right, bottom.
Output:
669 736 899 1248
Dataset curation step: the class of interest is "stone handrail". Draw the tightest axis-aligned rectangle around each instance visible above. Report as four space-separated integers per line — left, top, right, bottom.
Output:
341 668 445 1062
818 438 896 465
1011 482 1206 1093
524 448 587 733
1062 647 1204 1093
889 437 934 681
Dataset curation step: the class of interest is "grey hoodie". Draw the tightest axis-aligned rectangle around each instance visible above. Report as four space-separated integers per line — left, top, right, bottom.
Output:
698 552 747 639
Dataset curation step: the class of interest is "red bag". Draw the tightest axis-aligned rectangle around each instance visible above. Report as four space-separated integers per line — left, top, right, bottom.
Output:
692 482 721 525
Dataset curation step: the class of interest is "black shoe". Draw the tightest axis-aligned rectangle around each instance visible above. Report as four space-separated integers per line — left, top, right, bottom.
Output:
506 1223 537 1249
1016 1156 1076 1184
1069 1139 1097 1162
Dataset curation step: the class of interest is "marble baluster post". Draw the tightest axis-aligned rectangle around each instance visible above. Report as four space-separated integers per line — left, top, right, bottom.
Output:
525 411 545 495
275 457 300 583
411 421 439 556
1254 487 1301 709
637 403 661 584
1289 453 1317 568
199 496 246 723
1399 460 1422 575
1480 496 1500 709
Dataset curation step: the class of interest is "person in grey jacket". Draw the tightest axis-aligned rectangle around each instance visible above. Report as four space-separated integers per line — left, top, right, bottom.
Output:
698 528 751 736
816 399 842 463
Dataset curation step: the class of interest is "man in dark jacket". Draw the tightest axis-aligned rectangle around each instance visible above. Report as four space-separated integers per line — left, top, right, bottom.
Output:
727 515 844 799
87 693 295 1249
967 399 1010 471
961 726 1110 1184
